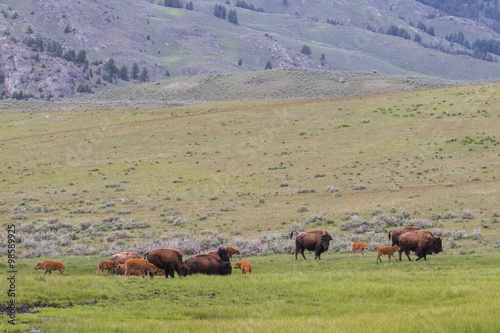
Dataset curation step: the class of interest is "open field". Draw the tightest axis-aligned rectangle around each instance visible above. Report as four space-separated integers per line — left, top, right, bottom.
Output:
1 253 500 332
0 82 499 330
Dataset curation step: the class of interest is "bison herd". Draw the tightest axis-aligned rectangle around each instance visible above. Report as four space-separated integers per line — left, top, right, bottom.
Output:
34 227 443 277
290 227 442 263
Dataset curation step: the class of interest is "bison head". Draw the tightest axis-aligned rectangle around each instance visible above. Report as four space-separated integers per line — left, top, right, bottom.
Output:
432 237 443 254
35 263 43 270
217 247 231 262
178 262 189 277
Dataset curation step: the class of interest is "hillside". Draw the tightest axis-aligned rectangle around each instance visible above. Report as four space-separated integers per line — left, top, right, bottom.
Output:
1 0 500 100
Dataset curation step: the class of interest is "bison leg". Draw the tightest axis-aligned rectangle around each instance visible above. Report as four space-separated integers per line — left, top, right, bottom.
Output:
360 249 364 258
300 248 307 260
404 250 412 261
169 266 175 279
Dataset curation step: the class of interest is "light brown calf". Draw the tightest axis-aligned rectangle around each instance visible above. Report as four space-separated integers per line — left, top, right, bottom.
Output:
234 261 252 275
225 247 241 260
375 246 401 264
124 259 159 279
349 242 368 258
96 260 119 276
35 260 65 276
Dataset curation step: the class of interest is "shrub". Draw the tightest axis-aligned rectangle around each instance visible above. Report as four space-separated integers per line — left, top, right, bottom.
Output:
352 184 366 190
471 228 483 240
297 205 309 213
462 209 475 220
326 185 339 193
405 219 434 229
447 237 461 249
305 214 326 224
219 204 235 211
443 212 458 219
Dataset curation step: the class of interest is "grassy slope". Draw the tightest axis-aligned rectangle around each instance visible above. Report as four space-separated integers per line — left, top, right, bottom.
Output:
1 253 499 332
0 82 499 252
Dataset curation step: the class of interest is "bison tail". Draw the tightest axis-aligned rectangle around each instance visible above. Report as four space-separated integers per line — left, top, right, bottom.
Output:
144 252 149 260
290 230 297 239
388 230 393 241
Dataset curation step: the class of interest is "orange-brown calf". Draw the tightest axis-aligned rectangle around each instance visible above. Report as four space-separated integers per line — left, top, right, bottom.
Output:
375 246 400 264
225 247 241 260
124 259 159 279
349 242 368 258
96 261 118 276
35 260 65 276
234 261 252 275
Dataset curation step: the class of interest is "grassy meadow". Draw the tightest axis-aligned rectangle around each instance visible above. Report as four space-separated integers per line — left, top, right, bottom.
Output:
1 253 500 332
0 81 499 331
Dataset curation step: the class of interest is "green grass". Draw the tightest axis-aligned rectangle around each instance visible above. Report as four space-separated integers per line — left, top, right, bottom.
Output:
1 253 500 332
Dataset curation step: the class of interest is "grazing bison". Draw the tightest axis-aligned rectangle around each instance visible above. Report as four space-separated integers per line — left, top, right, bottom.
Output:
144 248 189 278
110 252 141 264
184 248 232 275
96 260 118 276
398 230 442 261
123 259 159 279
349 242 368 258
234 261 252 275
375 246 400 264
35 260 65 276
291 229 333 260
388 227 422 246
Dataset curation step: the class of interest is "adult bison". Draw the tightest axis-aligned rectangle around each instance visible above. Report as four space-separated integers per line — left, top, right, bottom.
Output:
110 252 141 264
144 248 189 278
388 227 422 246
291 229 333 260
184 247 232 275
398 229 442 261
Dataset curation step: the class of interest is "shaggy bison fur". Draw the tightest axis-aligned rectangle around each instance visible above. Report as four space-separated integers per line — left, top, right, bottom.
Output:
398 230 442 261
184 247 232 275
388 227 422 246
291 229 333 260
144 248 189 278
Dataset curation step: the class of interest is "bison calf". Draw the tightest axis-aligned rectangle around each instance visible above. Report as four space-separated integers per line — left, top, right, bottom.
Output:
35 260 65 276
124 259 159 279
96 261 118 276
375 246 400 264
349 242 368 258
110 252 141 264
234 261 252 275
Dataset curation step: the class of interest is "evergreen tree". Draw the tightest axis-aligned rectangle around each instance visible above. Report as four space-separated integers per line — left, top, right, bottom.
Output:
140 67 149 82
214 5 227 19
414 33 422 43
186 1 194 10
119 65 129 81
76 50 87 64
265 60 272 70
26 25 33 34
131 62 140 80
228 9 238 24
301 45 312 55
427 26 435 36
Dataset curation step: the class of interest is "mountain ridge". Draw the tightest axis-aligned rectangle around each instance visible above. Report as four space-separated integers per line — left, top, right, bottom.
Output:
1 0 500 101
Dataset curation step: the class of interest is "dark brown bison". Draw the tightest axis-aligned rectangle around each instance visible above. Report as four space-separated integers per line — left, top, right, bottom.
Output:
388 227 422 246
398 230 442 261
144 248 189 278
184 248 232 275
291 229 333 260
110 252 141 264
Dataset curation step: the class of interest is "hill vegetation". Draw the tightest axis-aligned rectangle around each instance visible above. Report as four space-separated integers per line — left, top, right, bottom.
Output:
1 0 500 100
